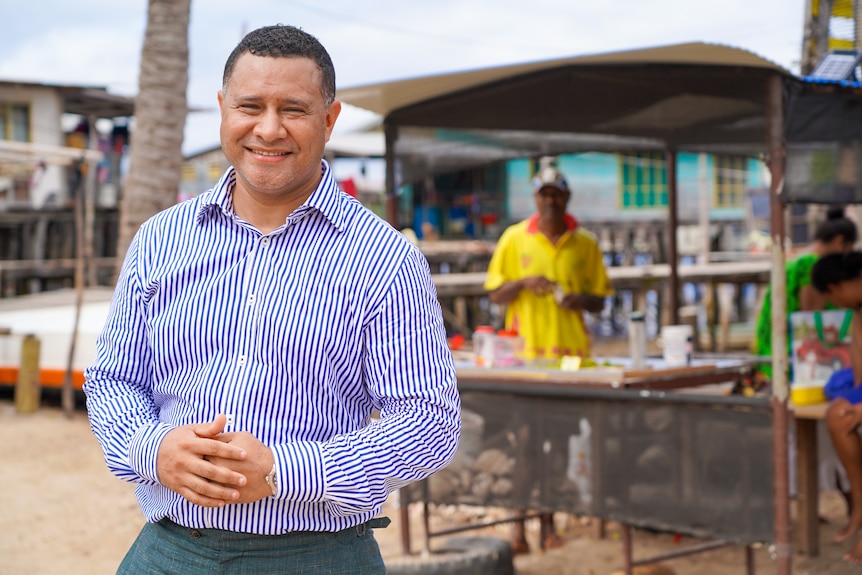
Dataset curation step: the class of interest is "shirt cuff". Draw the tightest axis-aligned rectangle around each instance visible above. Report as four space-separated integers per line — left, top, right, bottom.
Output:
271 441 327 502
128 421 174 484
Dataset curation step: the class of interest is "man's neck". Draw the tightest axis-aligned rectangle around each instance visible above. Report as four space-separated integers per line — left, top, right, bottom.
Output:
537 216 568 243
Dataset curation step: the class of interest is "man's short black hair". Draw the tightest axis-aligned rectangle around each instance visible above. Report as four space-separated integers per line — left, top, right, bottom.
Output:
222 24 336 105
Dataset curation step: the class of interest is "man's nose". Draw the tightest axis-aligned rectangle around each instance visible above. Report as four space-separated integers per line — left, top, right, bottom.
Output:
254 109 286 140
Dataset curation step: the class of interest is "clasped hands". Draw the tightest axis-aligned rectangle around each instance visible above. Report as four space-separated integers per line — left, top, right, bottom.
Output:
521 276 587 311
156 414 274 508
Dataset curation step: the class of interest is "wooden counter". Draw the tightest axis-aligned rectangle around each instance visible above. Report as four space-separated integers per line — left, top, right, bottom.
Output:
456 357 752 391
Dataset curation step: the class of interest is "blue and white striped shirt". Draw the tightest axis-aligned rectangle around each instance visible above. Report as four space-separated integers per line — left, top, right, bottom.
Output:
84 162 461 535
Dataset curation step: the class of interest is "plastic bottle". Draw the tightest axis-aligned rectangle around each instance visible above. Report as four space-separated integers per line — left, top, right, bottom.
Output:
494 329 525 367
472 325 496 367
685 334 693 365
629 311 647 369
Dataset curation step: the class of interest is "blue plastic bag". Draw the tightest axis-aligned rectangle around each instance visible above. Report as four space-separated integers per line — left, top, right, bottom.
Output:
824 367 862 404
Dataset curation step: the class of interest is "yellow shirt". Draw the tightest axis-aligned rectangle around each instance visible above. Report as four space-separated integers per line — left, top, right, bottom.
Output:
484 214 613 359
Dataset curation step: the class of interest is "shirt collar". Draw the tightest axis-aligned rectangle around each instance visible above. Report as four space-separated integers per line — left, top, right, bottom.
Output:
525 213 579 234
195 160 349 232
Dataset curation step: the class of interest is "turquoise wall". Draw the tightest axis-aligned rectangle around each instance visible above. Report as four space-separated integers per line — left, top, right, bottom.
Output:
504 151 764 225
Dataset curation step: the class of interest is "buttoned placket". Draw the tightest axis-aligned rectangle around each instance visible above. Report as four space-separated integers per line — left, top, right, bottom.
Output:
222 232 273 436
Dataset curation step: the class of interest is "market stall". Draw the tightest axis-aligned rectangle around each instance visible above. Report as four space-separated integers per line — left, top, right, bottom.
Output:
400 359 770 574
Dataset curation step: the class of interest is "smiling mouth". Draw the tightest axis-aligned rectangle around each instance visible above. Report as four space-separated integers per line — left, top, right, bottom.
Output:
248 147 289 157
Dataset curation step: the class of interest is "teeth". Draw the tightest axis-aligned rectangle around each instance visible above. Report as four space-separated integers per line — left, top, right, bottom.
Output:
251 149 285 156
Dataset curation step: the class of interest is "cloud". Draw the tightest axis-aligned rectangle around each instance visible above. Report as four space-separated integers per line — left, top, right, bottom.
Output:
0 0 808 154
0 25 143 94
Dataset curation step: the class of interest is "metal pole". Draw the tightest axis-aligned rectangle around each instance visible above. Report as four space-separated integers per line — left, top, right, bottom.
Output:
746 544 756 575
856 0 862 52
398 489 411 555
384 122 399 229
84 115 98 287
698 152 710 265
62 157 87 418
622 523 634 575
767 73 792 575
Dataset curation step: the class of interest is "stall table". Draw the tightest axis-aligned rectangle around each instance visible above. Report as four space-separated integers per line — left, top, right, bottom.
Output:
400 358 774 573
454 357 753 391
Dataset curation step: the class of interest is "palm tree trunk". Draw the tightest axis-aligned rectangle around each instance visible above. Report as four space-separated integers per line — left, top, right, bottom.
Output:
116 0 191 264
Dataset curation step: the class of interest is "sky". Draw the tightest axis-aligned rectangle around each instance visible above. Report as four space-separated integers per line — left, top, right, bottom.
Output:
0 0 808 155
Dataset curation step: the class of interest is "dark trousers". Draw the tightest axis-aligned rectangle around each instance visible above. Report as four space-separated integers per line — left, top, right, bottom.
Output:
117 518 387 575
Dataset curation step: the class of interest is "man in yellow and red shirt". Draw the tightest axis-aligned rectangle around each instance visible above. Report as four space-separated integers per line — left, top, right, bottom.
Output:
485 163 613 361
484 161 613 553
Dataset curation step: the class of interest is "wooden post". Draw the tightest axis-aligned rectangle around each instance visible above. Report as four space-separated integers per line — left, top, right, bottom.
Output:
63 157 87 418
767 72 792 575
666 147 680 325
15 334 41 414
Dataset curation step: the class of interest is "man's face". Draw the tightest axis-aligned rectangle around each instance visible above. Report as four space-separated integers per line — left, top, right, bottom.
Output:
218 53 341 203
533 185 569 221
825 279 862 310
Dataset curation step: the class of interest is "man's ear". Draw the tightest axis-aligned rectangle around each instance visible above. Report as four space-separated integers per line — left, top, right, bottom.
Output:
324 100 342 142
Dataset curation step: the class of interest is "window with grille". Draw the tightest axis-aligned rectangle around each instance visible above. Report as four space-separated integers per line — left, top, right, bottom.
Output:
714 155 748 207
0 103 30 142
181 163 198 182
620 152 667 209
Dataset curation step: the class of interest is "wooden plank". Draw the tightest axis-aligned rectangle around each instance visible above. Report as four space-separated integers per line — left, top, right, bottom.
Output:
456 359 750 388
430 260 772 296
789 402 828 420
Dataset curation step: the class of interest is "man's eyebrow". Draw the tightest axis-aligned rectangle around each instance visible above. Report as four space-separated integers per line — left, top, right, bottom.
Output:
232 95 312 107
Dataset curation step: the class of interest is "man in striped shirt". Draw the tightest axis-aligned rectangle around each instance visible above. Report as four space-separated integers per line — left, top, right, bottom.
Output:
84 24 460 574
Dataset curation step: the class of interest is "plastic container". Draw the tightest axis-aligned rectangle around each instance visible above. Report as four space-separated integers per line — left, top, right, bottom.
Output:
492 329 525 367
628 312 647 369
660 324 693 367
791 384 826 405
472 325 496 368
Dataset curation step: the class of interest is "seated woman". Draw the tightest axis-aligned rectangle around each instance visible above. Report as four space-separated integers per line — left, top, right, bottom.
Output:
812 251 862 564
754 206 857 385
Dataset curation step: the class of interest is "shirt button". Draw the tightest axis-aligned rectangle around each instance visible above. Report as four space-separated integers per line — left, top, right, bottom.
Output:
248 294 256 306
262 237 270 247
238 355 246 366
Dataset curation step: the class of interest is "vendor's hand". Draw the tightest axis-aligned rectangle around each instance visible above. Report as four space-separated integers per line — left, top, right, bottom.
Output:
521 276 557 297
208 431 276 504
156 414 248 508
560 293 584 311
560 293 605 313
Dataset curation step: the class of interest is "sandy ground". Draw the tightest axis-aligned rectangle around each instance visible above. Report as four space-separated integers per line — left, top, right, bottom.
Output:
2 394 862 575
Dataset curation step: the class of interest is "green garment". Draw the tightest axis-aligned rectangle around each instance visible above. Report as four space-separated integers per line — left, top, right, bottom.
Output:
754 252 821 378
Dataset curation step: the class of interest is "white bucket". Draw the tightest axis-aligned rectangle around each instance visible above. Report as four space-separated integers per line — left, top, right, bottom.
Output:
660 325 693 367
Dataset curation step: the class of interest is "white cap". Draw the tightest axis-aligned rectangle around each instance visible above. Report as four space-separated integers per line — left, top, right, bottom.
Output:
532 165 569 193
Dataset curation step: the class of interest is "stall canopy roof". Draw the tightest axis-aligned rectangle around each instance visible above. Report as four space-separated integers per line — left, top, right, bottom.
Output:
338 42 793 155
0 80 136 118
59 86 136 118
